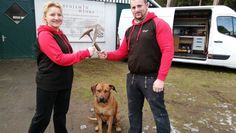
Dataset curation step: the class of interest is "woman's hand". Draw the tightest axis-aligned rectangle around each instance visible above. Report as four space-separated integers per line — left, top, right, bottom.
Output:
88 46 96 56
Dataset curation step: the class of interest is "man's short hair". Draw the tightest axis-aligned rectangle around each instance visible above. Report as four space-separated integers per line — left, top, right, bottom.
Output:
131 0 148 3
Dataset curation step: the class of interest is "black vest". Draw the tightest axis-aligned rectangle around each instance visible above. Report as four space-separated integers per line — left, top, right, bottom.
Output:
36 33 73 91
126 19 161 74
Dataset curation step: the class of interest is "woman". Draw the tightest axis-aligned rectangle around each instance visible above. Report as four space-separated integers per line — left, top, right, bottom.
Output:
28 1 95 133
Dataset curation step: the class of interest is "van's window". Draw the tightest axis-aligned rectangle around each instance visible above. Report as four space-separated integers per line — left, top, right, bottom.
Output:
217 16 236 37
234 18 236 37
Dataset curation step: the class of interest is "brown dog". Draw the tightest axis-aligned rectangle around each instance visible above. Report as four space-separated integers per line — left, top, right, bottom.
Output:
91 83 121 133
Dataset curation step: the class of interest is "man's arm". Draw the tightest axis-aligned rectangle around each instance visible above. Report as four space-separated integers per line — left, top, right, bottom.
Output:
153 17 174 92
98 36 129 61
155 17 174 81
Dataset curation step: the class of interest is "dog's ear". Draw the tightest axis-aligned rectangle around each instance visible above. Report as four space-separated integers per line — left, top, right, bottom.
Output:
109 84 117 93
91 84 98 95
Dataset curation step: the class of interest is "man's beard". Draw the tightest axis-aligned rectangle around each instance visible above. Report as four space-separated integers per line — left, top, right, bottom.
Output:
134 9 147 22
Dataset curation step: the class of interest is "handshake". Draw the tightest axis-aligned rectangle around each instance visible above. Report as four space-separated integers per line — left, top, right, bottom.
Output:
87 46 107 59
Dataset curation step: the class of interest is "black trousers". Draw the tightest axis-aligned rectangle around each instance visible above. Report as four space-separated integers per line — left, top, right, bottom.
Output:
28 87 71 133
126 73 171 133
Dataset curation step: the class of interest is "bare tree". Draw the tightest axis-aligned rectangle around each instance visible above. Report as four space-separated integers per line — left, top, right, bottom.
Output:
213 0 220 5
166 0 172 7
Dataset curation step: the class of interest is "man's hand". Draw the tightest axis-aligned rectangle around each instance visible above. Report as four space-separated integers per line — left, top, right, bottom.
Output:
97 51 107 60
153 79 164 92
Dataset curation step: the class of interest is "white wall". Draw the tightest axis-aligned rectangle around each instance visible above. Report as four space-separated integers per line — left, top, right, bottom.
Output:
102 3 117 51
71 2 117 53
34 0 117 54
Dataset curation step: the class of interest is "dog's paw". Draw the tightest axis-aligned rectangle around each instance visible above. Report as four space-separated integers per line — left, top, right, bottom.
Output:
116 127 122 132
95 125 99 131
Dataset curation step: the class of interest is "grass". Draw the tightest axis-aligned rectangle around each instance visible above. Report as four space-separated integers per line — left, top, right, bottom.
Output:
72 58 236 132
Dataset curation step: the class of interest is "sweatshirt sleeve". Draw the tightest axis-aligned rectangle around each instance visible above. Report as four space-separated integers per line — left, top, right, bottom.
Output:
107 36 128 61
154 18 174 81
38 31 90 66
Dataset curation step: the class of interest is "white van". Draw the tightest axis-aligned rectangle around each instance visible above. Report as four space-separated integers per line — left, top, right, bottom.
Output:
118 5 236 68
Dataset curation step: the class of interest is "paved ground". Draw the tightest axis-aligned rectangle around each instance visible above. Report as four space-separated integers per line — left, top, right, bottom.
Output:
0 59 36 133
0 59 99 133
2 59 235 133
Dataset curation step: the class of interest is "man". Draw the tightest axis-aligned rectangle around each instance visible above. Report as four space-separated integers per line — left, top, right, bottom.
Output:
98 0 174 132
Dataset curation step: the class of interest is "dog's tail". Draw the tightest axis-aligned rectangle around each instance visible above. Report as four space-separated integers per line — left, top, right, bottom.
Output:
88 116 97 121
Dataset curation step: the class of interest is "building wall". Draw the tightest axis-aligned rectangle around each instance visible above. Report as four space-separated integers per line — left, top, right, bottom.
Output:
0 0 130 58
0 0 158 58
0 0 36 59
35 0 117 53
71 2 117 52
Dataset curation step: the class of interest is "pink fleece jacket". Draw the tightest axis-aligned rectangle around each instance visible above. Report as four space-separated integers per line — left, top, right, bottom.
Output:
107 12 174 81
37 25 90 66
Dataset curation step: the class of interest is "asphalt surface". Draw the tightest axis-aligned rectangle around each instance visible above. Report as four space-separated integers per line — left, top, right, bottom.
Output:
0 59 92 133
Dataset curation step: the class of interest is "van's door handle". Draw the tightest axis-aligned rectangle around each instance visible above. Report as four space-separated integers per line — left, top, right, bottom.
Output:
214 40 223 43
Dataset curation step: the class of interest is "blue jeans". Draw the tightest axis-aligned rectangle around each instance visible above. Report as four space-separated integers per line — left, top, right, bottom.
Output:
126 73 171 133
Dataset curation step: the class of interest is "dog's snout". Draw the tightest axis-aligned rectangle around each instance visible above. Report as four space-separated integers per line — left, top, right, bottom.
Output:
99 97 106 103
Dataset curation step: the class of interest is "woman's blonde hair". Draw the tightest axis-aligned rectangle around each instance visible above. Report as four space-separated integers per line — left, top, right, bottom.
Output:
43 1 63 17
